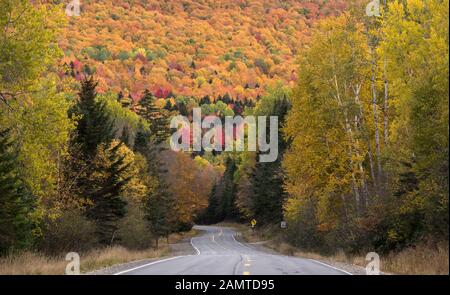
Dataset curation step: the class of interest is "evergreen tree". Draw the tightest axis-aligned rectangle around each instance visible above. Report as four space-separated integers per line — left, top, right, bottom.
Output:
69 77 130 245
135 135 178 247
0 129 34 253
249 95 290 224
135 89 179 242
71 76 114 159
200 95 211 105
177 102 188 116
120 124 132 148
87 142 130 244
202 183 221 224
164 99 173 111
137 90 171 145
220 157 238 220
222 93 231 104
144 179 177 248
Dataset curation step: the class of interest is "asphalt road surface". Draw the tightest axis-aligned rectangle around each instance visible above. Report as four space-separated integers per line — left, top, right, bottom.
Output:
115 225 351 275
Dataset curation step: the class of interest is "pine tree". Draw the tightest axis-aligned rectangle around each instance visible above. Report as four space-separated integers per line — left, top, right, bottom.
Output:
202 183 220 224
220 157 238 220
69 77 130 245
87 141 130 245
144 179 177 248
164 100 173 111
71 76 114 159
178 102 188 116
249 95 290 224
137 90 171 145
134 129 178 247
0 129 34 253
120 124 132 148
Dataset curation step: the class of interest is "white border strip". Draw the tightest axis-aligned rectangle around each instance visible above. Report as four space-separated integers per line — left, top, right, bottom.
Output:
114 256 185 275
190 237 201 255
232 234 255 251
308 259 354 275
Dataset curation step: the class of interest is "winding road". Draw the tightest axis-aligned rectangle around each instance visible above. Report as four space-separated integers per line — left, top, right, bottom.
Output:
115 225 351 275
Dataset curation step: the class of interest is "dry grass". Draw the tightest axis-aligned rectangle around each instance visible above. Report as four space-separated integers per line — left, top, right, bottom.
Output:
0 229 199 275
80 246 167 273
381 242 449 275
223 222 449 275
0 246 167 275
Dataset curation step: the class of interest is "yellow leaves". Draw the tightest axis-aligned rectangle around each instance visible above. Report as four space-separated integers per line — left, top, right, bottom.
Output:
283 12 375 232
0 0 65 94
1 77 75 202
194 155 209 167
195 76 207 88
165 151 220 224
59 0 347 100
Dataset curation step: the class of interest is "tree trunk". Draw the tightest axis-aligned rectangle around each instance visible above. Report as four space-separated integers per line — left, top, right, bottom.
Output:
383 63 389 146
333 76 360 216
353 84 377 203
370 47 383 187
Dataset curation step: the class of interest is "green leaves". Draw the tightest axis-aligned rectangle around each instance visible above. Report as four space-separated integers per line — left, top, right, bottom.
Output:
0 128 35 253
0 0 64 96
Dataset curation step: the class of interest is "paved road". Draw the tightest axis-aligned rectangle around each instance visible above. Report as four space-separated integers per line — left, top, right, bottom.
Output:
115 225 351 275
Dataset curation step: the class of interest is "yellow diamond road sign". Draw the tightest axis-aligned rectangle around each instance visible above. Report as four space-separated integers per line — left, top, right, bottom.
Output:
251 219 257 227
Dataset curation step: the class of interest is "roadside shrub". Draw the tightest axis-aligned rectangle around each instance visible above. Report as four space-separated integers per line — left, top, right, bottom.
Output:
116 203 154 250
37 209 98 255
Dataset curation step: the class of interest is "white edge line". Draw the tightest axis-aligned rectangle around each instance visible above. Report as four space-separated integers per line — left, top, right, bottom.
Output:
114 256 185 275
190 237 201 255
308 259 354 275
231 233 255 251
231 231 352 275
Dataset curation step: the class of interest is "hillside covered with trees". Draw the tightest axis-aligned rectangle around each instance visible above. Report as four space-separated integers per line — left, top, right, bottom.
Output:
60 0 347 100
0 0 448 274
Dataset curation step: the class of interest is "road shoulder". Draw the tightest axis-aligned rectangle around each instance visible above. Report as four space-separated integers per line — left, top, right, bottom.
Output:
87 236 198 275
229 224 373 275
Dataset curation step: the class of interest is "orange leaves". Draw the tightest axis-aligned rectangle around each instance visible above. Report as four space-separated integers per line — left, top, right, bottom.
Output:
61 0 347 101
163 151 221 224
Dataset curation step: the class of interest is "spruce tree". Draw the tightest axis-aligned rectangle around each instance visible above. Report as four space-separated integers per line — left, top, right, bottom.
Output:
144 180 177 248
134 128 177 247
69 77 129 245
203 183 221 224
164 99 173 111
120 124 132 147
86 142 130 244
220 157 238 220
0 129 34 253
137 90 171 145
249 96 290 224
135 90 178 244
71 76 114 159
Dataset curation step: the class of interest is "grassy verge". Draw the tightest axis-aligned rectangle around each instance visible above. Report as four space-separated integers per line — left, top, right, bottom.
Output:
0 229 199 275
221 222 449 275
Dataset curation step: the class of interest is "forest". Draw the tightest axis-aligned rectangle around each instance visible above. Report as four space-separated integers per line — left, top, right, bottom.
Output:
0 0 448 274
